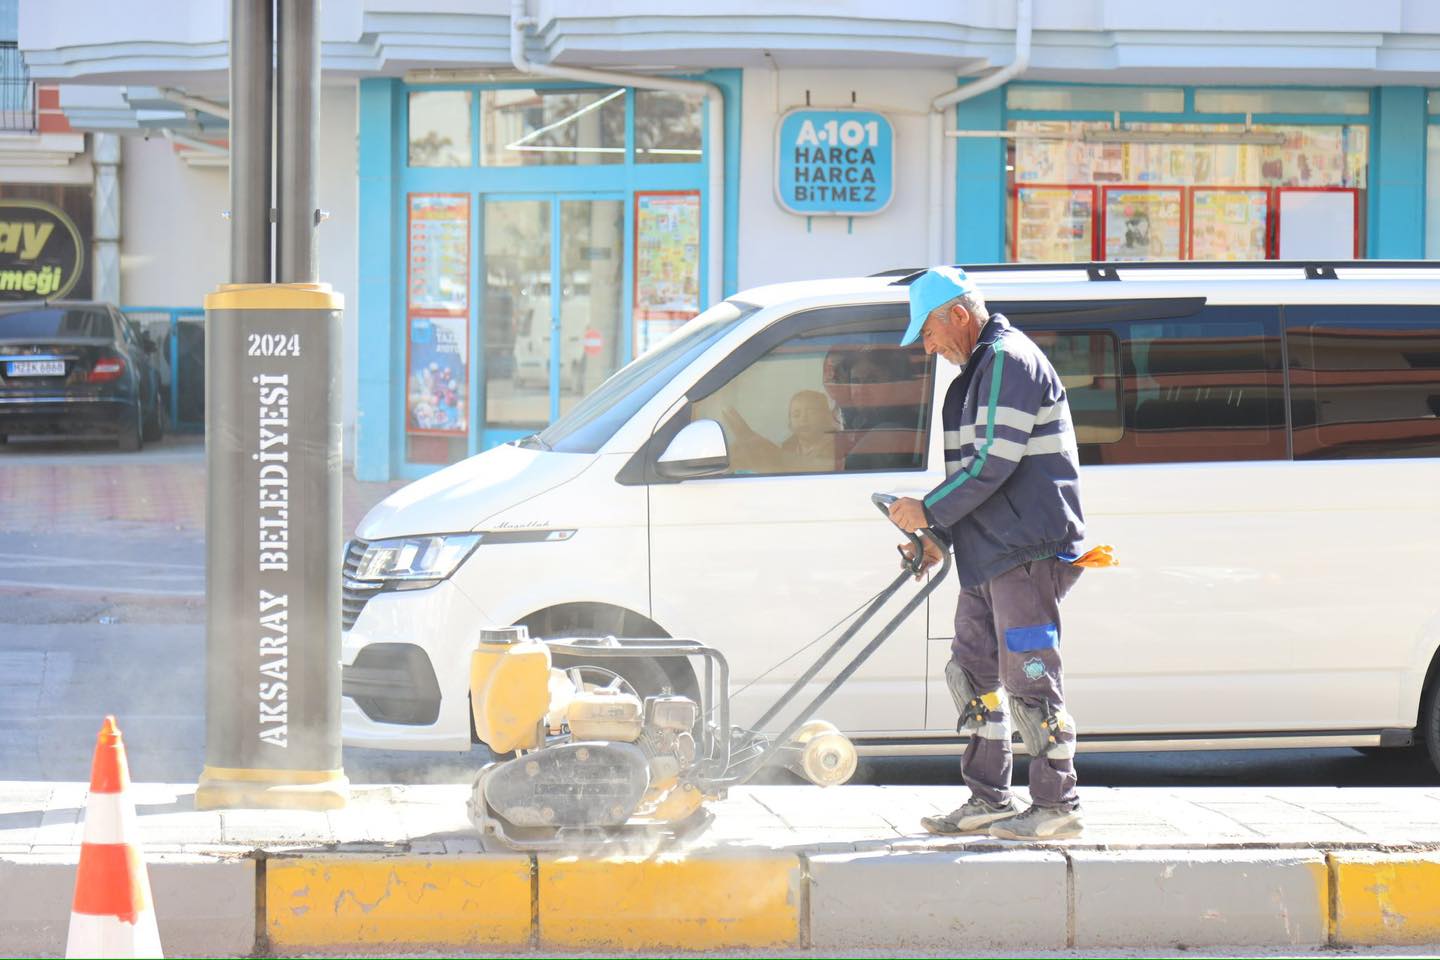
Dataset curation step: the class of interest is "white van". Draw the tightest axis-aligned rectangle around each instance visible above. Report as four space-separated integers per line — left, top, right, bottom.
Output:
342 262 1440 775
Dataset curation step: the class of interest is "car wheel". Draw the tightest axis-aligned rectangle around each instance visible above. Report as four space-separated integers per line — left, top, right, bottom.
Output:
1421 669 1440 778
117 411 143 452
143 388 166 442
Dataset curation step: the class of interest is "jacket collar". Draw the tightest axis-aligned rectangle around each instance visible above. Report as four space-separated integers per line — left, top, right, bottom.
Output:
962 313 1008 369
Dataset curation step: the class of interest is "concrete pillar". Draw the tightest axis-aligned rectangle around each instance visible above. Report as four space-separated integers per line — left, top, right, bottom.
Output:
92 132 121 303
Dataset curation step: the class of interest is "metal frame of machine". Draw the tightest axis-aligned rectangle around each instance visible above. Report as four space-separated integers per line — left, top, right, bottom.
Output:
467 494 950 850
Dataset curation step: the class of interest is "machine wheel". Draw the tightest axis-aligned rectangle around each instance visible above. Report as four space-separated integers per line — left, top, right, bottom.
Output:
1421 671 1440 779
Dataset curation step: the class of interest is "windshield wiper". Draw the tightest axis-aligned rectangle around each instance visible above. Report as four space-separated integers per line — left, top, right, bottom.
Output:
514 433 551 451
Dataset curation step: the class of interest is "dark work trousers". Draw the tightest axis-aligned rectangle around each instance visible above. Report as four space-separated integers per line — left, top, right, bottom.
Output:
950 556 1083 810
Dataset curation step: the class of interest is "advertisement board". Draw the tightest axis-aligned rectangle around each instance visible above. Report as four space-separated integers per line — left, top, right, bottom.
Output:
633 191 700 354
0 190 90 300
406 193 470 436
1012 185 1096 262
1190 188 1270 261
406 314 469 435
775 108 894 216
1102 186 1185 261
407 193 469 314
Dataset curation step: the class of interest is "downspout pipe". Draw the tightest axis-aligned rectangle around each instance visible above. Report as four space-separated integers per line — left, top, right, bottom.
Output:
928 0 1032 265
510 0 725 310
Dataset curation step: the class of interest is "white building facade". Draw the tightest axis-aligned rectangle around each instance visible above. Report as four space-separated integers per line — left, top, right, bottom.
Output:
17 0 1440 479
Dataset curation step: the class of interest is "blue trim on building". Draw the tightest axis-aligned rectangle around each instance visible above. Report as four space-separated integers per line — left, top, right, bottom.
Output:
1372 87 1426 259
356 77 401 482
953 86 1006 263
711 68 743 298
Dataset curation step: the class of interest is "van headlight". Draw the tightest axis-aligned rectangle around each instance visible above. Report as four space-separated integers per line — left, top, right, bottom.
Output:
354 534 482 587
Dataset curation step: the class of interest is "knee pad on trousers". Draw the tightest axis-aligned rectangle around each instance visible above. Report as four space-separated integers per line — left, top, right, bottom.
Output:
1011 698 1076 761
945 660 1009 741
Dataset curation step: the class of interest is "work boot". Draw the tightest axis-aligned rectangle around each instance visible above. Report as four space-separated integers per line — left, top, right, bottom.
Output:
920 797 1020 836
988 803 1084 840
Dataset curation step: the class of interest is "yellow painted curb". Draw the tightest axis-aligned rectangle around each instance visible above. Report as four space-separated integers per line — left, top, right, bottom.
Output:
538 854 802 950
1332 852 1440 945
266 855 532 951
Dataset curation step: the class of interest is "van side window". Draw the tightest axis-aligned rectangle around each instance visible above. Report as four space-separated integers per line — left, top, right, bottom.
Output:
1016 305 1285 465
1026 331 1122 460
690 327 934 476
1121 306 1286 464
1286 305 1440 460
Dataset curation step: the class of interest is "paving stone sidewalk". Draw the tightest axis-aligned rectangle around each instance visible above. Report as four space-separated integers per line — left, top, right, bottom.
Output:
5 781 1440 856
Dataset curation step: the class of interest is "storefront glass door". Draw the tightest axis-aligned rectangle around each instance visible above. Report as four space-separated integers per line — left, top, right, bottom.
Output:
482 195 625 444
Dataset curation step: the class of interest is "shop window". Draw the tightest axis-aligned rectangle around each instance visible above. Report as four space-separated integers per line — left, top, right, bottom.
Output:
1287 306 1440 461
635 90 703 164
1006 120 1368 262
690 327 934 476
1006 85 1183 114
1194 89 1369 116
481 88 624 167
1430 91 1440 115
408 91 472 167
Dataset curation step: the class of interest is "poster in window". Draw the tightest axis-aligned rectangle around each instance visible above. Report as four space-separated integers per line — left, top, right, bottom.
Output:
633 191 700 354
1013 185 1095 262
1190 188 1270 261
407 193 469 314
406 314 469 435
1102 187 1184 261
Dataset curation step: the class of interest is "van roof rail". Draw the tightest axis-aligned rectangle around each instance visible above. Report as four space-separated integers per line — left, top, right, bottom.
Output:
884 260 1440 286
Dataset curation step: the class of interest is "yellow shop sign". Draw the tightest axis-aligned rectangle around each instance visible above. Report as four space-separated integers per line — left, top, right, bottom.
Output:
0 200 84 300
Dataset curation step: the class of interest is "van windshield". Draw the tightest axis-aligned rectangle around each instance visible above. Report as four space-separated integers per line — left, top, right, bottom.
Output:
530 300 759 454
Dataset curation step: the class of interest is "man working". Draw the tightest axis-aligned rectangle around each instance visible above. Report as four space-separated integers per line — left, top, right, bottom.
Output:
888 266 1087 841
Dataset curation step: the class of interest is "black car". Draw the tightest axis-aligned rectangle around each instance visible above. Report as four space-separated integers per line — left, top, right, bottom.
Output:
0 301 166 450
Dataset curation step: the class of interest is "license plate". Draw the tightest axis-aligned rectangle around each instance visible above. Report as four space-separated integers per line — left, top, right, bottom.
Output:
6 360 65 377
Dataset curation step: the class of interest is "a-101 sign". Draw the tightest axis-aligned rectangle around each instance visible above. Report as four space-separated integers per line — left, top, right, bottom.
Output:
775 108 895 216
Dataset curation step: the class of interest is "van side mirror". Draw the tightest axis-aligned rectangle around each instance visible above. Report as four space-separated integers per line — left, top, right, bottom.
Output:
656 419 729 479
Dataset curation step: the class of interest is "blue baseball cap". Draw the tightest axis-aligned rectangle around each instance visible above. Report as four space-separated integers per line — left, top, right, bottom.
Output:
902 266 976 346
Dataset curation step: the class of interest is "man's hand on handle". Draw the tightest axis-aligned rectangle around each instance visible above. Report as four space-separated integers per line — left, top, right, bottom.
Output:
888 497 943 581
898 539 945 581
887 496 929 533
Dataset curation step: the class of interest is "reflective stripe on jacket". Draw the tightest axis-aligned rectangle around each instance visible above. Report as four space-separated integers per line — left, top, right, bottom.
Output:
923 313 1086 586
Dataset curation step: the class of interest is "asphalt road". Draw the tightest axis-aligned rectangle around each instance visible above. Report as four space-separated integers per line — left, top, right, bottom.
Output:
1 435 1437 788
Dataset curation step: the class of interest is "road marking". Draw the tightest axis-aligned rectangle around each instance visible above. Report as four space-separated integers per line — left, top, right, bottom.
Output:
0 578 203 598
0 552 203 571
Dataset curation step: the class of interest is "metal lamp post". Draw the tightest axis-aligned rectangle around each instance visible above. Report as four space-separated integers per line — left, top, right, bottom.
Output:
196 0 347 811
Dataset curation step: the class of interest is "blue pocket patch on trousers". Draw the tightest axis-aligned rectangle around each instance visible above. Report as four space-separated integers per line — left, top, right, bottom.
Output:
1005 623 1058 653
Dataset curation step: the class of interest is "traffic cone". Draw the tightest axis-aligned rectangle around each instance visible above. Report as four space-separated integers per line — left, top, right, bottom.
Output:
65 716 163 958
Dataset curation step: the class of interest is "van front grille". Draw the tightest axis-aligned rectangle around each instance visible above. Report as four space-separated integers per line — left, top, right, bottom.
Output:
341 539 381 630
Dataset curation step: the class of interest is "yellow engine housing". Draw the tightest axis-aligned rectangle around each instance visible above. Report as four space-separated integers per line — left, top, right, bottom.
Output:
469 629 551 754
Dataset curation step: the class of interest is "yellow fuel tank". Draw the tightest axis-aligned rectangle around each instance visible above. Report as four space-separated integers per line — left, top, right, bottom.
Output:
470 626 551 754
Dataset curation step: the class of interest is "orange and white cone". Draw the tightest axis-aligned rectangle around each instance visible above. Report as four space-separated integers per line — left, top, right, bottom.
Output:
65 716 163 958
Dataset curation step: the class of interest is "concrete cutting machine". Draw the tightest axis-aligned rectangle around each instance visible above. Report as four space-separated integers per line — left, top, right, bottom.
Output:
466 493 949 850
